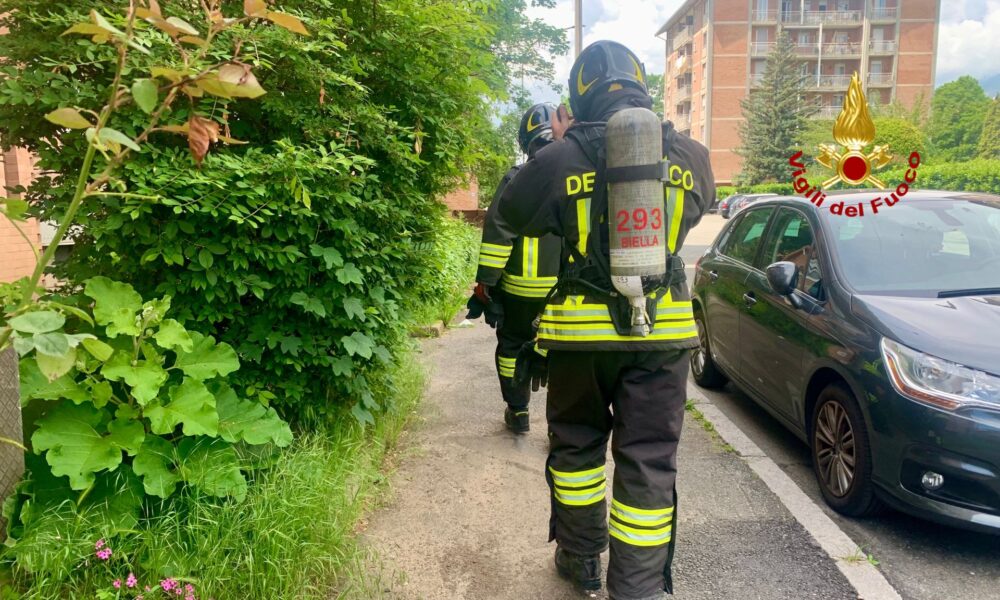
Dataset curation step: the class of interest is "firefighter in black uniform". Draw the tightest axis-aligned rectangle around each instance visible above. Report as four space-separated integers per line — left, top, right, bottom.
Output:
467 104 562 434
498 42 715 600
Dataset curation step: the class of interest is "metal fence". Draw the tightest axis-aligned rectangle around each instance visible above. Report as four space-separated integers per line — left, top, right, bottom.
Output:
0 347 23 538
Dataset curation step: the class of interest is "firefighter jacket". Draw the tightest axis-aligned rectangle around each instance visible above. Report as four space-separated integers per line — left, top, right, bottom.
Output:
477 166 562 300
497 120 715 352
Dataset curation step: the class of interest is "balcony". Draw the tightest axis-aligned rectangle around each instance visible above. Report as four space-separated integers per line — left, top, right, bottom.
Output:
869 40 897 53
783 10 862 24
794 43 820 56
823 42 862 56
870 6 898 21
805 10 862 24
672 27 692 51
675 85 692 102
815 105 842 119
674 114 691 131
674 55 692 74
751 42 775 56
868 72 894 86
752 9 777 22
816 74 852 88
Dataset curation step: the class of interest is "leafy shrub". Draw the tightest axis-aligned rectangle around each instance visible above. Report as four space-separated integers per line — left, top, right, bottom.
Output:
0 1 500 425
3 278 291 546
406 216 479 325
4 352 426 600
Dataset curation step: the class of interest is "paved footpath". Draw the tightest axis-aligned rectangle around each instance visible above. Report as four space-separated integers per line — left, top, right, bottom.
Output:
361 318 863 600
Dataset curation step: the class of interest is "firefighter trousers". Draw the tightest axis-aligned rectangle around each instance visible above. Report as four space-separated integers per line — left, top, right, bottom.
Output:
494 295 545 410
545 349 689 600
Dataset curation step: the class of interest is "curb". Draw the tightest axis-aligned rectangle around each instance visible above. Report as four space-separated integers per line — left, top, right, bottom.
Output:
687 383 902 600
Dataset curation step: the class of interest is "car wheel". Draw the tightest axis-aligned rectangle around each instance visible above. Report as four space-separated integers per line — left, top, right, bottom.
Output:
691 312 727 389
810 383 885 517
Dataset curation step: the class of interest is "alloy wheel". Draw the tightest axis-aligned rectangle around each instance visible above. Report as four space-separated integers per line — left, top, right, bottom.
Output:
692 319 708 377
814 400 856 498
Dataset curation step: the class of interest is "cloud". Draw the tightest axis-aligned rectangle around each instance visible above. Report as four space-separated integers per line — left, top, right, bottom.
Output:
937 0 1000 84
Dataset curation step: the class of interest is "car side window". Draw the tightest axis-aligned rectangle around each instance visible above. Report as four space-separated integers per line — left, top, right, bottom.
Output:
719 207 774 265
762 208 825 301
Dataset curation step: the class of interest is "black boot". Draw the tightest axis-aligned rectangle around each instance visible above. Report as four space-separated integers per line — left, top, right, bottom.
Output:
554 546 602 593
504 406 530 434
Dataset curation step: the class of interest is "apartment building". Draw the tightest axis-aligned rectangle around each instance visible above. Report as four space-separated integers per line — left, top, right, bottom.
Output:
657 0 940 183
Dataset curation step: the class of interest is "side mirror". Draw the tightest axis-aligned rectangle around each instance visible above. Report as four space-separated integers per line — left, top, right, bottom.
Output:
766 261 803 309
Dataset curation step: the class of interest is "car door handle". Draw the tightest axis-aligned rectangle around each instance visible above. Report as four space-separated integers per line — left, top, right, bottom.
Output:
743 292 757 307
709 270 719 282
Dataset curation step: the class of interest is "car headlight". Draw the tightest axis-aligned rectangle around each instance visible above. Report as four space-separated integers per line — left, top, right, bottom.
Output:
882 338 1000 410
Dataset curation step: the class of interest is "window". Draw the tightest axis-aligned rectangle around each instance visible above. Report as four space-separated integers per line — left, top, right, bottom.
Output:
761 209 825 300
798 32 810 45
871 60 883 74
872 27 885 41
720 208 774 265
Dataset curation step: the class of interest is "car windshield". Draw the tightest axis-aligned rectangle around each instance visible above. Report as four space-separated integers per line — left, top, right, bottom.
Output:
827 197 1000 296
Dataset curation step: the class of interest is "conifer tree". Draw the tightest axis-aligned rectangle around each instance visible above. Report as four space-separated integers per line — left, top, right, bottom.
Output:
977 95 1000 159
736 32 816 184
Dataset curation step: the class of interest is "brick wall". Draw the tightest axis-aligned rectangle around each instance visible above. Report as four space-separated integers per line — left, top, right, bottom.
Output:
441 177 479 212
0 147 40 283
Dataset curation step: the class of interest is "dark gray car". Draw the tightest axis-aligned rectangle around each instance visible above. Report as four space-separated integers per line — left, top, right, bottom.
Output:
690 190 1000 533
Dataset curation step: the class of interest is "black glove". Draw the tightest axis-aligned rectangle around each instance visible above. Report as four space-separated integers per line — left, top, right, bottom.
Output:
466 283 504 329
515 342 548 392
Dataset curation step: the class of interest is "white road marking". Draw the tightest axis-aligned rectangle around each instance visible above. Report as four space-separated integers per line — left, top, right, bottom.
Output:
688 383 903 600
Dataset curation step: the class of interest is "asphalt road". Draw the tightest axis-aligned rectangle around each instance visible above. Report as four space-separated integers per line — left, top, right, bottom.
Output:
680 214 1000 600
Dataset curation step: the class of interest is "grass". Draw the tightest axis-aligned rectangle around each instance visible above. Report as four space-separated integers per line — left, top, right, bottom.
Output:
685 399 736 454
2 352 426 600
842 545 880 567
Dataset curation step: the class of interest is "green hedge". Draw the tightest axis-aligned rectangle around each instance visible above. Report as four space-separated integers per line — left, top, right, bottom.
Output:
0 1 494 426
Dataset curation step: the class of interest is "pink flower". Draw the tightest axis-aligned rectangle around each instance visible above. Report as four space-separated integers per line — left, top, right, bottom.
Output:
136 596 144 600
185 584 195 593
96 547 112 561
112 579 121 589
95 539 105 550
126 573 138 588
161 578 178 592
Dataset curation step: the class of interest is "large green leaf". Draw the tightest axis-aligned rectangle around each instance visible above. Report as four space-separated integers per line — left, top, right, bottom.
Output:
178 437 246 500
154 318 193 353
341 331 374 359
131 78 158 114
8 311 65 334
84 277 143 337
173 332 239 380
31 404 144 490
19 360 88 404
215 385 292 447
132 436 181 498
35 348 77 382
144 377 218 436
102 352 167 405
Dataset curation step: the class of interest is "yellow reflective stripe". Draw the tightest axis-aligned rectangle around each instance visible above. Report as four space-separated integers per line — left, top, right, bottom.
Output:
534 345 548 357
549 464 605 484
576 197 591 257
538 326 697 343
611 499 674 526
498 355 516 378
609 521 673 547
498 357 517 366
667 187 684 254
499 367 515 378
480 242 513 255
530 238 540 277
479 256 508 268
555 482 607 506
500 272 557 298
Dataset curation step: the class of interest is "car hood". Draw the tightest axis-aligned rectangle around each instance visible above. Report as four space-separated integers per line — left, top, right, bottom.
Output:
852 294 1000 374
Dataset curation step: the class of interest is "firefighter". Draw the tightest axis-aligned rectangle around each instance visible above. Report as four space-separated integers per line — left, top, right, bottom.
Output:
498 41 715 599
467 103 562 434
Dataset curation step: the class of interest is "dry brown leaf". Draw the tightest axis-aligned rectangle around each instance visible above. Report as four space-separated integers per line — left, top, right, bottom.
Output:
187 116 220 164
266 11 309 36
244 0 268 17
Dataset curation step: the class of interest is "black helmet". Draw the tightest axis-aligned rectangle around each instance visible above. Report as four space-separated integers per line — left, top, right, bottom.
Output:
569 41 648 121
518 103 557 156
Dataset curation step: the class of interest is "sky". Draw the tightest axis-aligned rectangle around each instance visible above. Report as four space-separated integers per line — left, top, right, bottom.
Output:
525 0 1000 103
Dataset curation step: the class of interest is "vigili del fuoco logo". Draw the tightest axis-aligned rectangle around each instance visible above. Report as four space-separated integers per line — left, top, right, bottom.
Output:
788 72 922 217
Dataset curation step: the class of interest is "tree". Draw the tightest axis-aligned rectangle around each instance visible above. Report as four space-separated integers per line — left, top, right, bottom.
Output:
874 92 929 128
978 96 1000 159
646 73 665 120
474 0 568 205
736 33 816 184
928 76 991 161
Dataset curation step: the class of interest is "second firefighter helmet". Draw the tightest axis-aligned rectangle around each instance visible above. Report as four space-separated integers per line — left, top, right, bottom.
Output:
569 41 648 121
518 103 557 156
